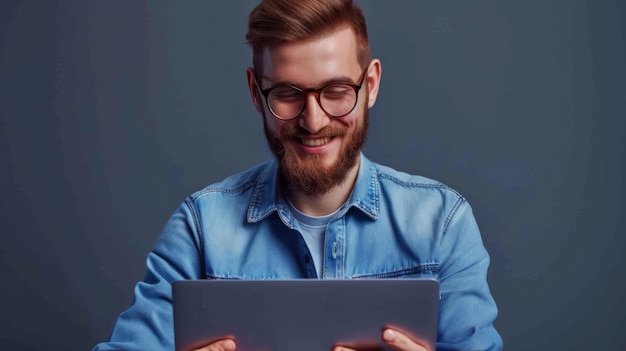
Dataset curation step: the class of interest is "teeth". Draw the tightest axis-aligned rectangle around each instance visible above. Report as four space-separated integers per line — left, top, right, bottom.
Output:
301 137 330 147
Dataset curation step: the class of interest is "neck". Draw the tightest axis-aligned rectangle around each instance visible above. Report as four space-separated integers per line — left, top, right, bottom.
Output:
286 156 361 217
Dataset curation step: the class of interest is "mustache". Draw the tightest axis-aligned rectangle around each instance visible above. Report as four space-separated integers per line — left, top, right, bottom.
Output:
276 124 348 139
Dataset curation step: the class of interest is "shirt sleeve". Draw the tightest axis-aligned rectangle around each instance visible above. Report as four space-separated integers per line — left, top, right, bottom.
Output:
435 198 503 351
93 199 204 350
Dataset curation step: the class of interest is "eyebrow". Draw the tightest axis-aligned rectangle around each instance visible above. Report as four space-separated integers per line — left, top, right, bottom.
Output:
260 74 358 90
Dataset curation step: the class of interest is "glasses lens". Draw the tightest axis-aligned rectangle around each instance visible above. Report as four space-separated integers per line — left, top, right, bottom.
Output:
268 86 304 120
320 83 357 117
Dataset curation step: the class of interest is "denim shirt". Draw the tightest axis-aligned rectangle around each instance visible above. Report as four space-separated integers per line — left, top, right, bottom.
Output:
94 154 503 351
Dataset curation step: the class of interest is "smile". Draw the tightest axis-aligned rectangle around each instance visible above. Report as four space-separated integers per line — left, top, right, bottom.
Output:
300 137 331 147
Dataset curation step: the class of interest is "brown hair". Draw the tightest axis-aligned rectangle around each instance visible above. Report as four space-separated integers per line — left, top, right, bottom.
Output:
246 0 370 78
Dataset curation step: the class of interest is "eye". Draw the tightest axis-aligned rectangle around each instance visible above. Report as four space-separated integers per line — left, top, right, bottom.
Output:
323 84 353 99
270 86 301 101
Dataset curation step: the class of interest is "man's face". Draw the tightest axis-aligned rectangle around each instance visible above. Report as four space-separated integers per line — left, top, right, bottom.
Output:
251 27 380 196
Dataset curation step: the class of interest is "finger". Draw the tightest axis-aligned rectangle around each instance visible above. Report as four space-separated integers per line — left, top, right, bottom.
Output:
193 338 236 351
382 329 428 351
332 346 356 351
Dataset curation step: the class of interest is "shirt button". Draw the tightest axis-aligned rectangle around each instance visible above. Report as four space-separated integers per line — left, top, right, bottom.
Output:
304 255 311 263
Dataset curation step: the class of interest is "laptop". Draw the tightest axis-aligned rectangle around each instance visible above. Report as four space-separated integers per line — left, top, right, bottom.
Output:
173 278 439 351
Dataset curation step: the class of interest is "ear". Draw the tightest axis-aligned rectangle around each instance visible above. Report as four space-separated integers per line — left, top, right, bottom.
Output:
365 59 382 109
246 67 263 113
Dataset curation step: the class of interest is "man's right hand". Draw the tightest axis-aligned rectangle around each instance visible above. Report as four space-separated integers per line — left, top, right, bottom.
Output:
191 338 236 351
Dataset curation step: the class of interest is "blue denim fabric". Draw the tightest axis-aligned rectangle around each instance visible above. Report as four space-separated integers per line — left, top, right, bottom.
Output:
93 154 502 350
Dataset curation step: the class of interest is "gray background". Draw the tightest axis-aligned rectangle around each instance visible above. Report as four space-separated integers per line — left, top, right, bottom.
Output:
1 0 625 350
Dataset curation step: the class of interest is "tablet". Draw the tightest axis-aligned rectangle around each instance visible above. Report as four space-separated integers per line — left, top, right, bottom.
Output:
173 279 439 351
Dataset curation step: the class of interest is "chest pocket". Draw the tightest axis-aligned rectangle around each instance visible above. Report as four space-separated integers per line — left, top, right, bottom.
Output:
351 263 439 279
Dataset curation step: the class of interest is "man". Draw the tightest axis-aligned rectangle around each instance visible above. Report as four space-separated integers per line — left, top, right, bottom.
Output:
94 0 502 350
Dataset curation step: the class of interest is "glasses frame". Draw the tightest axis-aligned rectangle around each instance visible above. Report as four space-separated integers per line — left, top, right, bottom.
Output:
255 67 368 121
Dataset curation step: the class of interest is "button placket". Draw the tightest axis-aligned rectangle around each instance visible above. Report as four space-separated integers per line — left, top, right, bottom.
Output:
324 218 345 279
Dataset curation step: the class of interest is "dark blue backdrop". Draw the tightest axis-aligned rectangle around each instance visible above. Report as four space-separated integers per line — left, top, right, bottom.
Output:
1 1 625 349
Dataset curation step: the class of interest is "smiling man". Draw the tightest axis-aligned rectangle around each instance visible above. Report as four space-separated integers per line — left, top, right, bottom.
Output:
93 1 502 350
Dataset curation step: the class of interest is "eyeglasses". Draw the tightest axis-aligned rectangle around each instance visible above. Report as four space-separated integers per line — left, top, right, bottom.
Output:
255 68 368 121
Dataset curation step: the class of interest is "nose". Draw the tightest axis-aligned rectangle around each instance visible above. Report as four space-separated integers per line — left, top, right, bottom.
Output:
298 92 330 134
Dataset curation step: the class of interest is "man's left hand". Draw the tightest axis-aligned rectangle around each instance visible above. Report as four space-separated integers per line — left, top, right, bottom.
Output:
333 328 429 351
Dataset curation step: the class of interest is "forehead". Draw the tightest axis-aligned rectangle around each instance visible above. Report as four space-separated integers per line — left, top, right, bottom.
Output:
260 26 361 86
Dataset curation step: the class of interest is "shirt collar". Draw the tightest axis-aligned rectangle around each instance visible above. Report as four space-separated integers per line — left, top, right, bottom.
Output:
246 153 380 223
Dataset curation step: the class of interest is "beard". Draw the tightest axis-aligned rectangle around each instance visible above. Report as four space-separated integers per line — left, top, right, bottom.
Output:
263 109 369 197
